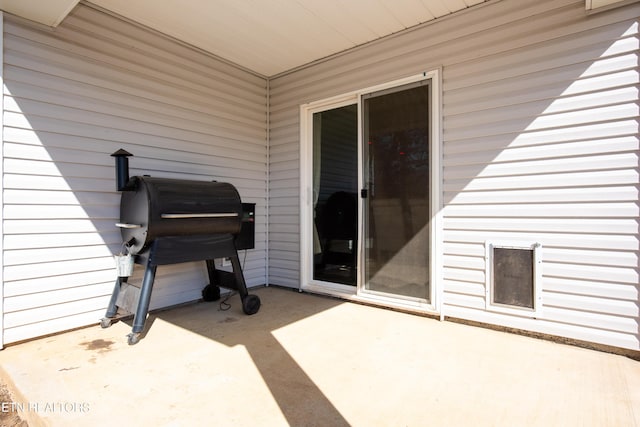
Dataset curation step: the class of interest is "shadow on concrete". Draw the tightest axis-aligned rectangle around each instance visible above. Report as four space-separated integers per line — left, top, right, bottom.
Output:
148 286 351 426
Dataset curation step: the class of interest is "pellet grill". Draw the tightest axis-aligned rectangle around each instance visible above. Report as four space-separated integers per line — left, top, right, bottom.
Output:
101 149 260 344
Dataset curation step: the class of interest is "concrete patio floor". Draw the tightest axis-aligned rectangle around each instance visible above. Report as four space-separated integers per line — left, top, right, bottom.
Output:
0 286 638 426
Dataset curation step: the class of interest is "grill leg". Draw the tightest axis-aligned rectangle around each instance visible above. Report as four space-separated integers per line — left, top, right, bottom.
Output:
132 262 157 335
230 254 261 315
105 277 123 318
229 255 248 298
202 259 221 301
205 259 216 284
101 277 129 328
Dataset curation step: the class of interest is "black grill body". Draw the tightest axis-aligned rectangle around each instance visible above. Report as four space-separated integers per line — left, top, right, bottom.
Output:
101 150 260 345
120 176 243 254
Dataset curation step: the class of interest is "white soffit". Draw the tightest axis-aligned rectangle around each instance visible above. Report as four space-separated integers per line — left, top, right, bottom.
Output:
88 0 489 77
0 0 80 27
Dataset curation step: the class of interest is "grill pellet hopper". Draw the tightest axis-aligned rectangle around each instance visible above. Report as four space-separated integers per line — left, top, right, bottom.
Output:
101 149 260 344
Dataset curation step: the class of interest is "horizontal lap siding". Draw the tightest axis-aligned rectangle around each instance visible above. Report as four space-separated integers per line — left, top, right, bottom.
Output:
442 1 639 351
269 0 640 350
2 5 267 344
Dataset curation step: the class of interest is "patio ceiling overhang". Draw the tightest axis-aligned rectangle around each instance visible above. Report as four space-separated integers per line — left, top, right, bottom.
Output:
0 0 633 77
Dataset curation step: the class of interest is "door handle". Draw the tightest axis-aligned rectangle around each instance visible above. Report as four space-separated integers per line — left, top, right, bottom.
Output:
360 189 368 198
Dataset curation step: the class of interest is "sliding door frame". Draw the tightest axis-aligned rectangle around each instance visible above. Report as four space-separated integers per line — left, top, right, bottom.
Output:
300 70 443 315
300 93 360 298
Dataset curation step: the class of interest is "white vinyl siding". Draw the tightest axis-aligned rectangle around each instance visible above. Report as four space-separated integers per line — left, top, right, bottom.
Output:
269 0 639 350
2 4 267 344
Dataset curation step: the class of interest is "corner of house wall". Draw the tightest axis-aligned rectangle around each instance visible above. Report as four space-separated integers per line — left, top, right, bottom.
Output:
265 77 271 288
0 10 5 350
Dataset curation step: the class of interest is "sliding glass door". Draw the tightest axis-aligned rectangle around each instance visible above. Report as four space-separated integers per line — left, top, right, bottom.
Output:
311 104 358 286
302 72 438 308
361 81 431 301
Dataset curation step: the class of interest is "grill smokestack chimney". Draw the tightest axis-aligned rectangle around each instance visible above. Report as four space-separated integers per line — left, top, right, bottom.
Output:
111 149 134 191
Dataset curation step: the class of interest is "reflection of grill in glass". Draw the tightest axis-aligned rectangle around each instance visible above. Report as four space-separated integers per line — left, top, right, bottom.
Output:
101 149 260 345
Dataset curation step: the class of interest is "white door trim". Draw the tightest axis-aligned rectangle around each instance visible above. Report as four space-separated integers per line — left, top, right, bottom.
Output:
300 94 359 296
299 69 443 317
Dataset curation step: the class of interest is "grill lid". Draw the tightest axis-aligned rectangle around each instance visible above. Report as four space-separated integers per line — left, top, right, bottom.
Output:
119 176 243 254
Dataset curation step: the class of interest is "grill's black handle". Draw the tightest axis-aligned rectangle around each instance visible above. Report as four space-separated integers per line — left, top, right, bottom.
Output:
160 213 238 219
